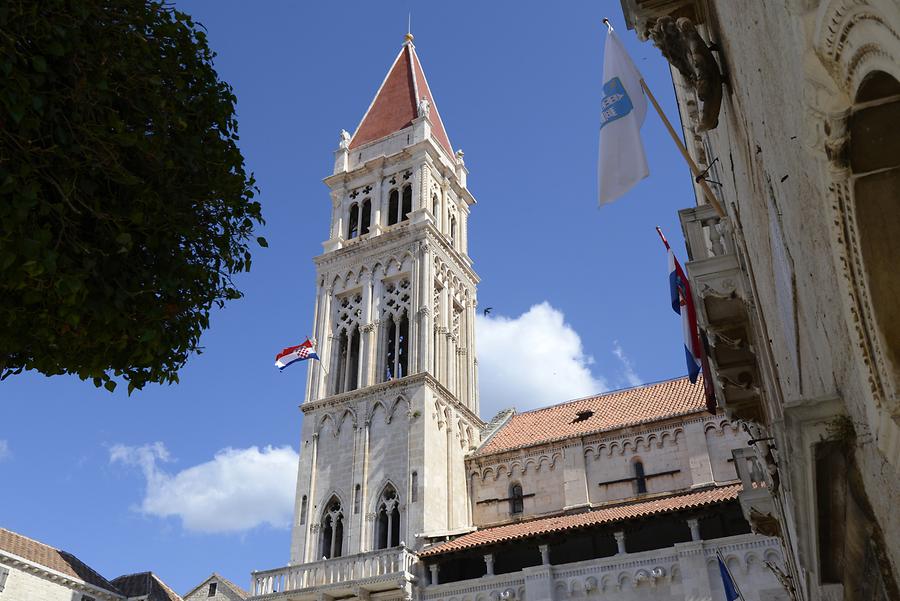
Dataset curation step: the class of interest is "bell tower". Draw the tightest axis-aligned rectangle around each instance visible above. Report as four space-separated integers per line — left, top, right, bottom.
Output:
289 34 483 565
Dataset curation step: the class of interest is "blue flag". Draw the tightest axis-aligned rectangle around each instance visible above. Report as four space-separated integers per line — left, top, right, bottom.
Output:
718 556 741 601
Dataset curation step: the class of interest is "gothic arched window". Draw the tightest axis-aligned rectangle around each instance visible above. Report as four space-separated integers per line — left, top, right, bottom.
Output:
510 483 524 514
320 497 344 559
335 325 360 393
388 189 399 226
347 203 359 239
401 185 412 221
383 310 409 380
449 214 457 246
360 198 372 236
375 486 401 549
634 460 647 494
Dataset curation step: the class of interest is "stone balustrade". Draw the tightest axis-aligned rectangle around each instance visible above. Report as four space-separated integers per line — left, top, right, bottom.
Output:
680 203 734 262
250 546 417 597
423 534 785 601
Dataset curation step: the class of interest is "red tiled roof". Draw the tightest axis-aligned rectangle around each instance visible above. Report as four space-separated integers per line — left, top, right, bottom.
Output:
419 483 741 557
0 527 121 594
349 39 454 157
476 377 708 456
112 572 182 601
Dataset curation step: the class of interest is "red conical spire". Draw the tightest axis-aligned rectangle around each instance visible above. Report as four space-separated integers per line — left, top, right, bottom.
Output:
349 36 454 157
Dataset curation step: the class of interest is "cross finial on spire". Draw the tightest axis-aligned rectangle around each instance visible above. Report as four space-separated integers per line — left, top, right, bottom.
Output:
405 13 414 43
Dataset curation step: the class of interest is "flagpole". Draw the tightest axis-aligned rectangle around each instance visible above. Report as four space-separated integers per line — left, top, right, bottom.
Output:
639 78 726 218
717 550 748 601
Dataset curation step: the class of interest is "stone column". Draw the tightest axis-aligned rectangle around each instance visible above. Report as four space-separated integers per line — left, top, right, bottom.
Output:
316 289 334 398
484 553 495 576
418 244 432 373
360 273 374 386
429 564 439 586
614 531 626 555
409 245 420 372
304 433 320 562
358 420 371 552
371 171 384 235
687 517 701 541
539 544 550 566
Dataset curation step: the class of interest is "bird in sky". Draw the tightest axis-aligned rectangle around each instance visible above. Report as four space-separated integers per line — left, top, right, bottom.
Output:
483 307 493 316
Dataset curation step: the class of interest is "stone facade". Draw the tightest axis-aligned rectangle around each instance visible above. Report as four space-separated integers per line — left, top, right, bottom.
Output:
619 1 900 600
0 563 115 601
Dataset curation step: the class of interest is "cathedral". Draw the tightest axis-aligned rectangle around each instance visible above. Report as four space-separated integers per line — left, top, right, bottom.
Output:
236 34 787 601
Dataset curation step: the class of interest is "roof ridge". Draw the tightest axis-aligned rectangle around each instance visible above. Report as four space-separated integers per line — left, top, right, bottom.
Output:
0 527 63 553
513 375 694 417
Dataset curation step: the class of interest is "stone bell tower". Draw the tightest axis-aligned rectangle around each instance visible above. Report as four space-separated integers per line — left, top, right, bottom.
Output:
289 34 484 566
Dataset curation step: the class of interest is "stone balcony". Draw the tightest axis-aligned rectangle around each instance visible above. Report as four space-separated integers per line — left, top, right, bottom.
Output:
731 447 781 539
679 204 765 423
422 534 785 601
249 546 417 600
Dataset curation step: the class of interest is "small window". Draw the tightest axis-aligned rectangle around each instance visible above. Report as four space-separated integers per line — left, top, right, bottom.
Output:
572 410 594 423
300 495 307 524
354 484 361 513
510 483 524 514
411 471 418 503
208 582 217 596
360 199 371 236
347 203 359 239
388 189 399 226
634 461 647 494
401 185 412 221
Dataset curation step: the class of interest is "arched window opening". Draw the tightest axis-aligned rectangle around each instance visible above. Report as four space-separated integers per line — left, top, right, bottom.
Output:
449 215 457 245
851 71 900 380
411 471 418 503
375 486 401 549
335 325 361 394
634 460 647 494
320 497 344 559
510 483 524 514
347 203 359 239
360 199 372 236
383 310 409 380
388 189 399 226
299 495 307 525
401 185 412 221
432 194 440 225
354 484 361 514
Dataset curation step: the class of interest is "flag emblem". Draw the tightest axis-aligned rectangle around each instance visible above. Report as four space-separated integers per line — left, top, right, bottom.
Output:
600 77 634 128
275 339 319 371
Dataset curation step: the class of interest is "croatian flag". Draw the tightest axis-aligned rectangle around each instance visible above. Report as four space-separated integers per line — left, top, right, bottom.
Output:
669 249 702 383
275 338 319 371
598 23 649 205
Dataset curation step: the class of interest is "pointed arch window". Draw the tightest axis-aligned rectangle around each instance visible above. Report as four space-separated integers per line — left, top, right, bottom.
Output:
360 198 372 236
383 310 409 380
388 189 400 226
320 497 344 559
634 460 647 494
347 203 359 239
401 185 412 221
510 483 524 514
335 325 361 393
375 486 401 549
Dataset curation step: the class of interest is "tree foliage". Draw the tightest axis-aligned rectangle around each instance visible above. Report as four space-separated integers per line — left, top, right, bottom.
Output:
0 1 265 392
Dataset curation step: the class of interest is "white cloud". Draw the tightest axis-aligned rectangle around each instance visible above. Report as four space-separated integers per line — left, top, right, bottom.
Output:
612 340 642 387
476 302 607 419
110 442 298 533
0 440 9 462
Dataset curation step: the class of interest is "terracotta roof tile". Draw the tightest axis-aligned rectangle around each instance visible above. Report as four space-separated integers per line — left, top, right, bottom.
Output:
0 527 121 594
475 376 708 456
112 572 183 601
419 483 741 557
350 41 453 157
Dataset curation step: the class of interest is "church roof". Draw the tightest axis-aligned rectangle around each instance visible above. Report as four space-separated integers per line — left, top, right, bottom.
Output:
475 376 709 457
349 36 454 157
419 483 741 557
112 572 183 601
0 527 122 595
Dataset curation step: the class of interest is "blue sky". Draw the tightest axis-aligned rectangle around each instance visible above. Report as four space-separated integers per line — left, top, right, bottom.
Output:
0 1 698 595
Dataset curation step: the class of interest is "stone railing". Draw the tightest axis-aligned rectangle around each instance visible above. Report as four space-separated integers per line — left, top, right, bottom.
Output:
250 546 417 596
680 203 733 262
424 534 783 601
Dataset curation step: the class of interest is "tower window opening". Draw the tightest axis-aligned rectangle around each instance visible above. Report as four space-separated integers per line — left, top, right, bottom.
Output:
360 198 371 236
634 460 647 494
375 486 401 549
347 202 359 239
335 325 361 394
449 214 457 245
354 484 361 514
299 495 308 524
383 311 409 381
401 184 412 221
432 194 440 227
321 497 344 559
411 471 418 503
388 189 400 226
510 483 524 514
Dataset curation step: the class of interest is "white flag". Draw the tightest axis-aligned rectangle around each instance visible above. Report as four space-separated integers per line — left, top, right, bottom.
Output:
598 26 649 205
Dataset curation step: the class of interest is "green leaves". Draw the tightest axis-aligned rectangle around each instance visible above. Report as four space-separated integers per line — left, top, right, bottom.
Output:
0 0 265 394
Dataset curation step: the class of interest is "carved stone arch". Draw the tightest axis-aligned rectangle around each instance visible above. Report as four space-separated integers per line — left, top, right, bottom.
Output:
371 261 385 278
616 572 632 590
369 400 388 424
495 464 509 481
553 582 568 599
549 452 563 469
568 579 584 596
481 466 495 481
597 443 610 458
469 469 481 482
583 446 596 460
387 395 410 423
371 478 402 512
744 551 761 574
517 586 525 601
600 575 612 592
344 269 356 289
609 442 621 456
646 433 659 448
764 548 782 566
318 489 346 514
509 461 524 476
524 458 538 473
659 432 672 448
317 413 337 437
704 421 720 434
673 428 685 443
336 408 357 434
670 563 681 583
